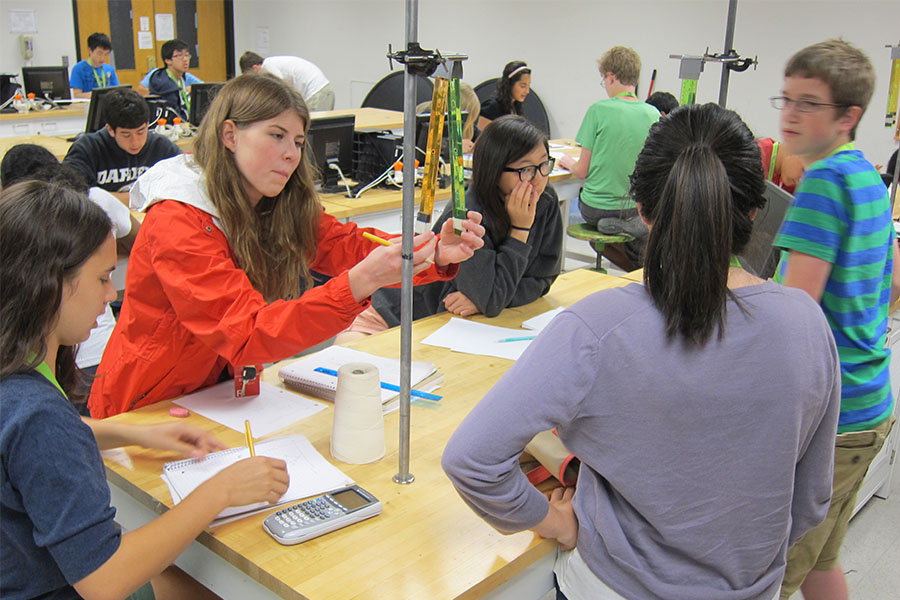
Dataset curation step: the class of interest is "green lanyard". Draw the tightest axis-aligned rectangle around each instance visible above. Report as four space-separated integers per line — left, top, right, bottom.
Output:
166 69 190 113
730 255 742 268
34 361 68 399
92 65 108 89
767 142 779 181
615 91 638 100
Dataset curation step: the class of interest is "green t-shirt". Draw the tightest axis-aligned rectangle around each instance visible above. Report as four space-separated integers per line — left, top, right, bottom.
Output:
575 95 660 210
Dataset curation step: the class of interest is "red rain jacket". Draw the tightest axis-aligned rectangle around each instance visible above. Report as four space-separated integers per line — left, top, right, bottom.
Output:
89 199 455 417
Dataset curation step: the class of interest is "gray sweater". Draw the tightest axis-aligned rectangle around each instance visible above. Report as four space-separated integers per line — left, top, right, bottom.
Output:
371 185 563 326
443 281 840 600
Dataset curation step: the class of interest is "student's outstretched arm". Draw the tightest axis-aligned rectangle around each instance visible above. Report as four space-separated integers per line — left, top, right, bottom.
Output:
82 417 225 458
557 148 591 179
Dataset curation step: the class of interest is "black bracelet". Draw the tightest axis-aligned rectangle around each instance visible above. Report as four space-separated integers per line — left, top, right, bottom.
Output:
510 225 531 232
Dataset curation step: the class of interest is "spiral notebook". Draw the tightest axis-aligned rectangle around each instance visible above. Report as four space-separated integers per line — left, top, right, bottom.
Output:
161 434 353 522
278 346 440 413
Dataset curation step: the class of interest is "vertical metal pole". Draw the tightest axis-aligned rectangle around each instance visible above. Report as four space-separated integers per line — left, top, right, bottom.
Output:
718 0 738 107
393 0 417 485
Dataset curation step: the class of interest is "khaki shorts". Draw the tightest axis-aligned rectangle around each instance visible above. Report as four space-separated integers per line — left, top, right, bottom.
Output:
780 417 894 598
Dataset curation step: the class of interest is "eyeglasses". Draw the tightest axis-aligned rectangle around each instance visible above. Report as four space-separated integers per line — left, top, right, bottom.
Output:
769 96 847 113
172 52 192 60
503 157 555 182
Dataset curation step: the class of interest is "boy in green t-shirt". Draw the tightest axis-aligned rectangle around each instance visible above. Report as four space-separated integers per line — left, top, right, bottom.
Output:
559 46 659 271
773 39 900 600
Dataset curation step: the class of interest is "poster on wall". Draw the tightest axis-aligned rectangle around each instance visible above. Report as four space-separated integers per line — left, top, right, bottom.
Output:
138 31 153 50
9 9 37 33
155 13 174 41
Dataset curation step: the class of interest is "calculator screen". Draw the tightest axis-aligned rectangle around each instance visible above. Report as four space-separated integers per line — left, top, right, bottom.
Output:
331 489 370 510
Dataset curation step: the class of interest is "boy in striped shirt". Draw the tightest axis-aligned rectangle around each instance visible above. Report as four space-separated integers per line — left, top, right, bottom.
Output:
773 39 899 599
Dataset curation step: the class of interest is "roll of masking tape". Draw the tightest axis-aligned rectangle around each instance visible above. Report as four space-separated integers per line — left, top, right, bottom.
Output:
331 362 385 464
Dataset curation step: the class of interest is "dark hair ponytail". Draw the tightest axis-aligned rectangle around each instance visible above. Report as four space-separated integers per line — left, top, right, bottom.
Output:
630 103 765 344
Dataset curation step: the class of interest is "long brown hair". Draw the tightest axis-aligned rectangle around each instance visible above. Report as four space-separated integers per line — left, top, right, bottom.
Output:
193 73 320 300
629 103 765 344
0 181 112 401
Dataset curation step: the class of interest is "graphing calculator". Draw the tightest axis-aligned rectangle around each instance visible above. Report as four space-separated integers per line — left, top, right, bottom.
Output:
263 485 382 545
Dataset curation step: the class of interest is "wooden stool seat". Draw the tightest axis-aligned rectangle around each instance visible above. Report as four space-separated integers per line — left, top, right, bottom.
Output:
566 223 635 273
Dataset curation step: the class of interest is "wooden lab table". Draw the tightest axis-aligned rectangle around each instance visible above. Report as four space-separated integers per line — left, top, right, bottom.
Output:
310 107 404 132
0 133 75 162
0 103 88 137
102 269 633 600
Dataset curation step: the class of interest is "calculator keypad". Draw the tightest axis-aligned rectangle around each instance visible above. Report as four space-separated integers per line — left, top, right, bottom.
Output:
273 497 342 531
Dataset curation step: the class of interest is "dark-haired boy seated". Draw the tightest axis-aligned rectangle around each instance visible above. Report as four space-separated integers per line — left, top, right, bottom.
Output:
136 39 204 120
63 88 181 204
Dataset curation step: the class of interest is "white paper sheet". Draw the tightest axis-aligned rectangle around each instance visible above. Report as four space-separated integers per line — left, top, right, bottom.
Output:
521 307 565 331
422 318 536 360
173 381 326 438
161 434 353 523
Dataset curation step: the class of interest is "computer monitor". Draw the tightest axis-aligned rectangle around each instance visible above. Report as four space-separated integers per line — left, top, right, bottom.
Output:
308 115 355 192
84 84 132 133
737 180 795 279
22 66 70 101
189 82 224 126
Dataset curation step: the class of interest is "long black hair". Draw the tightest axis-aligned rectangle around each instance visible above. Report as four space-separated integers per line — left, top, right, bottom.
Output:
472 115 548 243
629 103 765 344
0 181 112 400
493 60 530 116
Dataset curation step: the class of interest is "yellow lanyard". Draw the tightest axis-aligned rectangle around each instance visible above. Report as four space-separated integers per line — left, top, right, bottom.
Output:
92 65 108 88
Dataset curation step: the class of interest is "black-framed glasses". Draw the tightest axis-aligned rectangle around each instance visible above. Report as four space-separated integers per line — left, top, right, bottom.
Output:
503 157 555 182
769 96 847 113
172 52 192 60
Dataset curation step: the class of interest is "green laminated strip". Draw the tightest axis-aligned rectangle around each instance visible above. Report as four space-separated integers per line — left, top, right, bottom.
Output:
448 77 467 233
680 78 697 106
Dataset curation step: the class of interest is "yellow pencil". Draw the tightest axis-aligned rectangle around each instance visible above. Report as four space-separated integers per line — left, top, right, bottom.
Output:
362 232 435 264
362 231 393 246
244 419 255 457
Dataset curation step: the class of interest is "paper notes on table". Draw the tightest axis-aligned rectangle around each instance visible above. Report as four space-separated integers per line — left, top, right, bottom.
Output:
161 434 353 524
278 346 442 414
521 307 565 331
422 318 537 360
173 381 326 438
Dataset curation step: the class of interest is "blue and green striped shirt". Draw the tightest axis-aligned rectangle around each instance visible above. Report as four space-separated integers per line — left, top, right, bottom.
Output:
775 143 894 433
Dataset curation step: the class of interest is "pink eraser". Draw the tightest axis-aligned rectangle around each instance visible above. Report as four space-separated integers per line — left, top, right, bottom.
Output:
169 406 190 418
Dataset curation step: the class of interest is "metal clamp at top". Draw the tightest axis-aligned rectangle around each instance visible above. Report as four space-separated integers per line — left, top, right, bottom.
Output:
386 43 467 77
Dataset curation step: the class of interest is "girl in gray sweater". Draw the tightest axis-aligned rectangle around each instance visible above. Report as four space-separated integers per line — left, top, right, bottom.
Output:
443 104 841 600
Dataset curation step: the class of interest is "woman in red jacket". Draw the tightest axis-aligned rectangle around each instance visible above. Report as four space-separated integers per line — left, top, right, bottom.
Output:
89 74 484 417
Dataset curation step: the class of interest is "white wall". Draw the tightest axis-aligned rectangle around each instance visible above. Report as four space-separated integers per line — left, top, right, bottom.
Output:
1 1 77 76
232 0 900 165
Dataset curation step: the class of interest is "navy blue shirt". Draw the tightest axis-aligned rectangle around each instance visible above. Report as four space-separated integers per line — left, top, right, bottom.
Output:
1 371 121 599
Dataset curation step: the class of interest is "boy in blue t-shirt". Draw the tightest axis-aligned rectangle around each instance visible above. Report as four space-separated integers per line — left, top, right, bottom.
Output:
773 39 899 600
70 32 119 98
